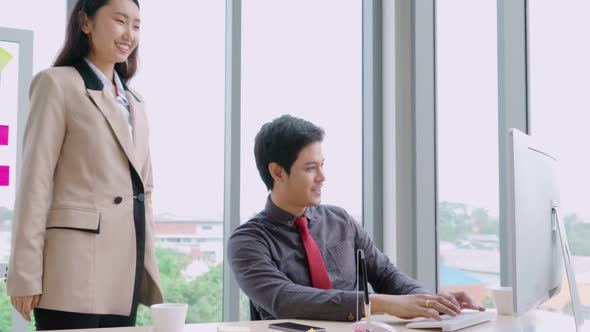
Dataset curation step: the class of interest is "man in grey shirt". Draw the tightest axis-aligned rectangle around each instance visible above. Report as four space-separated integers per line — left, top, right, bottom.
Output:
228 115 485 321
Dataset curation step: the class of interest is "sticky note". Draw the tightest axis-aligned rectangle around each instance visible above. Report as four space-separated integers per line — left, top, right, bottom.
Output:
0 48 13 71
0 125 8 145
0 165 8 186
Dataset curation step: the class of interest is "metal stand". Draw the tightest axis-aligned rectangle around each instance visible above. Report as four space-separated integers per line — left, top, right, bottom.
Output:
553 207 584 331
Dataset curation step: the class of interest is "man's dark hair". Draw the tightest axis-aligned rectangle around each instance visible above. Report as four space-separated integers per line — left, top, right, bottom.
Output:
254 115 325 191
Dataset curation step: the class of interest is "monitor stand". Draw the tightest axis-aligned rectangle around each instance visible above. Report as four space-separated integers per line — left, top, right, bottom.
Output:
553 206 584 332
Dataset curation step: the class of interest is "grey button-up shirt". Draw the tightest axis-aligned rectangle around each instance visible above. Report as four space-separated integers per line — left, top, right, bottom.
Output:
227 198 431 321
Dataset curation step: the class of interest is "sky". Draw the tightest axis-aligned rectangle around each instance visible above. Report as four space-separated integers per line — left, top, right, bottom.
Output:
133 0 363 221
437 0 590 221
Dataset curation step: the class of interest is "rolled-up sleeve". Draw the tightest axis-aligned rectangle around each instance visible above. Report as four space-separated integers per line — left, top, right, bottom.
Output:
228 226 363 321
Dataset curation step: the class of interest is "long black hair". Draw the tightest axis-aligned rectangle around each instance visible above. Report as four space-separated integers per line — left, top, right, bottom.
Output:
54 0 140 80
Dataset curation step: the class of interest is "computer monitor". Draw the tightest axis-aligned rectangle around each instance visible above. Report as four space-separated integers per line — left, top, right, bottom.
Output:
507 128 583 329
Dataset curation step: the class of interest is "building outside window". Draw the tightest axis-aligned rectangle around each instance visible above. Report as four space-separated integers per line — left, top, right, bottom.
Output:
435 0 500 308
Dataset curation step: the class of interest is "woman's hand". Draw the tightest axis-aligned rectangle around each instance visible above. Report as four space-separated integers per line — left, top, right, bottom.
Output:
11 295 41 321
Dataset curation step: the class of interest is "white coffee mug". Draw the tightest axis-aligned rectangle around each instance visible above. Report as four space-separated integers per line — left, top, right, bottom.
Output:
150 303 188 332
487 286 513 315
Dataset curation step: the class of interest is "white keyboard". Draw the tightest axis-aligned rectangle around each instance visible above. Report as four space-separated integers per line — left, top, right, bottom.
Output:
405 311 494 331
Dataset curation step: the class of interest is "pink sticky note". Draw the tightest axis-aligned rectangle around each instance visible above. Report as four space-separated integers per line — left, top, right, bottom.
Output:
0 125 8 145
0 165 8 186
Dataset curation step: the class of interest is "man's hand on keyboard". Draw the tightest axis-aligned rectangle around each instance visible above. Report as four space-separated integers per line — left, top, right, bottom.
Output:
439 291 486 312
369 294 461 321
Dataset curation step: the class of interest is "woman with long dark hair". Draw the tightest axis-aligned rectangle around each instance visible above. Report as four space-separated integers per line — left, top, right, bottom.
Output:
7 0 163 329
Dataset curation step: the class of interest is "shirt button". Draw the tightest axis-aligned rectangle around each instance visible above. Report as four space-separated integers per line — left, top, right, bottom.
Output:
348 313 355 321
114 196 123 204
136 193 145 202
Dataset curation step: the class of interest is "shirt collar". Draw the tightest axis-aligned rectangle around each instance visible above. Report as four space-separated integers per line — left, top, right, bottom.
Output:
264 196 317 227
84 58 128 102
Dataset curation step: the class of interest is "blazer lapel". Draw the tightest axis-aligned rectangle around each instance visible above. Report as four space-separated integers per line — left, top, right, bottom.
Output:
74 60 148 179
86 89 140 173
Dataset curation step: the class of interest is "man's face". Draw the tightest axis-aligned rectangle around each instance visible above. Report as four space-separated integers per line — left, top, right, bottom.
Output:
278 142 326 208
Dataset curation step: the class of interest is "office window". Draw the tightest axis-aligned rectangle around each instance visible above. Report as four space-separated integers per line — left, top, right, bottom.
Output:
435 0 499 308
0 3 66 330
0 1 65 74
528 0 590 317
131 1 225 324
0 41 19 332
239 0 362 319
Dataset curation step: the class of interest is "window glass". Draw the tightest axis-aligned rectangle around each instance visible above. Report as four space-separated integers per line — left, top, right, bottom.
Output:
131 1 225 324
0 41 19 332
435 0 499 309
528 0 590 318
240 0 362 319
0 3 66 329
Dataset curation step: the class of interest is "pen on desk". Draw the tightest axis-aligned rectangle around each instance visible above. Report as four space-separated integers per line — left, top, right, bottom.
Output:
359 250 371 327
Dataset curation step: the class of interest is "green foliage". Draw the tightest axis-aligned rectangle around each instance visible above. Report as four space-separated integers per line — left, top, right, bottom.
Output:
472 208 499 235
136 304 153 326
1 249 223 329
479 217 499 235
3 207 590 330
0 206 13 222
438 201 471 242
0 282 36 331
137 248 223 326
564 214 590 256
439 202 500 243
440 204 590 256
185 264 222 322
28 314 35 331
471 208 489 225
0 282 11 332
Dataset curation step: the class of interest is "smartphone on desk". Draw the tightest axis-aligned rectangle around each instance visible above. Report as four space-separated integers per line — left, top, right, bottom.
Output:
268 322 326 332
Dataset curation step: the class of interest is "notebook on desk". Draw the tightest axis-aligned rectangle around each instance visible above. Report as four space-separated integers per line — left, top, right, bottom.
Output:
405 311 494 332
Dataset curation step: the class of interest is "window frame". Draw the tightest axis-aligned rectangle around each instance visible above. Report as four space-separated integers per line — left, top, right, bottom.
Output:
389 0 529 294
63 0 381 323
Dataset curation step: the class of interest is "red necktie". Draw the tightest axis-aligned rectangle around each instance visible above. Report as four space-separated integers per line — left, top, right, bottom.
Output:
294 216 333 290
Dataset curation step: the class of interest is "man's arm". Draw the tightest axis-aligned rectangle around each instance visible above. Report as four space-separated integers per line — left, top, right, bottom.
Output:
227 225 362 321
348 214 431 295
347 212 477 319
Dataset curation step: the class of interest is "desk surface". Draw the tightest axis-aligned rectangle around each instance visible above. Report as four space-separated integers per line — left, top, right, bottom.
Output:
47 310 587 332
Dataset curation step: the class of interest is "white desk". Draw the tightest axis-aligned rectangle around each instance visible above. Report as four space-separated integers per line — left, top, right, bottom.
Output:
46 310 587 332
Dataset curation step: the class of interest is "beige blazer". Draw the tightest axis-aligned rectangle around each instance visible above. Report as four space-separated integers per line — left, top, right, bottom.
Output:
7 62 163 316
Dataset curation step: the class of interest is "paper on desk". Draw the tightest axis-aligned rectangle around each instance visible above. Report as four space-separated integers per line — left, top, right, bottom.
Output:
0 48 13 71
